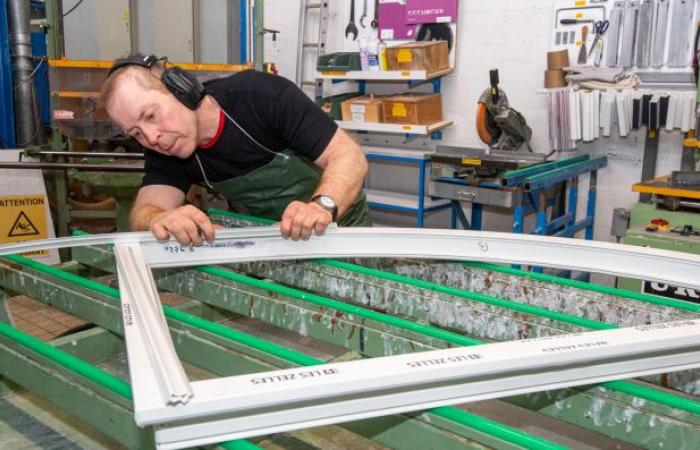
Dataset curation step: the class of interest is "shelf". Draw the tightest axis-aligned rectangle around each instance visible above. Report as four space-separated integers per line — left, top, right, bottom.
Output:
317 68 453 81
55 91 100 98
366 189 451 211
363 146 435 160
337 120 453 135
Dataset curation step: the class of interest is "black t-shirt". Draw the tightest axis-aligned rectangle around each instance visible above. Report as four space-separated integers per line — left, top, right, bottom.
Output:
141 70 338 193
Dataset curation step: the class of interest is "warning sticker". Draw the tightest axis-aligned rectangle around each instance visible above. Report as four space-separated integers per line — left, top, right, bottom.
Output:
0 194 48 256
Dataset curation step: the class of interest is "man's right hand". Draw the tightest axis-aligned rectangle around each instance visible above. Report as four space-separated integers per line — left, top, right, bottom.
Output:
149 204 216 246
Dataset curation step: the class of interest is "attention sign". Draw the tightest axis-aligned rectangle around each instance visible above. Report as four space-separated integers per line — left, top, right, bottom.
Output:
0 194 49 256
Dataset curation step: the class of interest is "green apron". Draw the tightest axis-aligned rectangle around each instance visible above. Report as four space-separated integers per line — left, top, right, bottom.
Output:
209 150 372 226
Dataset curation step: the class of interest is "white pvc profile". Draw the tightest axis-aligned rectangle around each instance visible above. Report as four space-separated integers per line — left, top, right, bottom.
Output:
150 320 700 449
2 227 700 289
114 242 193 406
3 227 700 449
140 226 700 289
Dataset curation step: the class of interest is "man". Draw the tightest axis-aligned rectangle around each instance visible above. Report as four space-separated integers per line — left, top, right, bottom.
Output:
100 54 371 246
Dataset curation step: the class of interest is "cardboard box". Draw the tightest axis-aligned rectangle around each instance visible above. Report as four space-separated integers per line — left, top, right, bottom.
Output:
382 93 443 125
318 93 361 120
385 41 449 72
341 95 384 123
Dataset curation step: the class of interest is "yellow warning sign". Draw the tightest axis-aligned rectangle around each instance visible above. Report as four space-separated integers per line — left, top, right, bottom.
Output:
0 194 49 256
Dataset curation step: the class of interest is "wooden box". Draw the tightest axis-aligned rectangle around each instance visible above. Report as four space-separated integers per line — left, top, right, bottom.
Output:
385 41 449 72
341 95 384 123
382 93 443 125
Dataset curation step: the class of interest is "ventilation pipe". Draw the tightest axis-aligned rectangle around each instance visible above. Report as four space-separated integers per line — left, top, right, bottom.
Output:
8 0 40 146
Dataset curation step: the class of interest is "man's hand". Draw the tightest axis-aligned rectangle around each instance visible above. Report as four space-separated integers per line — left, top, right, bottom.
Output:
149 204 216 246
280 200 333 240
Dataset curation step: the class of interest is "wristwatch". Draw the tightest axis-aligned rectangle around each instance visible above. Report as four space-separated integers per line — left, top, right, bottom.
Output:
312 194 338 222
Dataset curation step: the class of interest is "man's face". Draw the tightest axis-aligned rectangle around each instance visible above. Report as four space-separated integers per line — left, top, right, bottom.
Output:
107 73 199 159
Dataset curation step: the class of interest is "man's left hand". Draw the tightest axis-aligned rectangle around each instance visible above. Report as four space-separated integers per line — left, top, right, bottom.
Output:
280 200 333 240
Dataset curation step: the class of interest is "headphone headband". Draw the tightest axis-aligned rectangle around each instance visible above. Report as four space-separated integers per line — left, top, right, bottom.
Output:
107 53 204 110
107 53 164 77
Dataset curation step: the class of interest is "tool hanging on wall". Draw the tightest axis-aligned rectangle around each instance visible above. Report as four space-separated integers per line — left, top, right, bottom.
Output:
619 1 639 68
578 25 589 65
346 0 358 41
371 0 378 29
634 0 653 68
605 2 623 67
360 0 368 28
588 19 609 67
668 0 695 67
560 18 594 25
651 0 670 68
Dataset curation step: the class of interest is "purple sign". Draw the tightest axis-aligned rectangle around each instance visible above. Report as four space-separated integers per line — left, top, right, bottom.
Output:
405 0 457 24
378 2 418 40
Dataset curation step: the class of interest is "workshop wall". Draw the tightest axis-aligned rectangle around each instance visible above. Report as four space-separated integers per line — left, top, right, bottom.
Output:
62 0 130 59
266 0 688 241
58 0 689 243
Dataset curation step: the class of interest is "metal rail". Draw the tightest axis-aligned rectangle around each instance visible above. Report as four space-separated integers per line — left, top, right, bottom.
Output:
23 151 145 159
0 162 144 171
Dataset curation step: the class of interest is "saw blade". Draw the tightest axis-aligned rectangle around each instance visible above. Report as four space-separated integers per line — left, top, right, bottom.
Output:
476 103 501 144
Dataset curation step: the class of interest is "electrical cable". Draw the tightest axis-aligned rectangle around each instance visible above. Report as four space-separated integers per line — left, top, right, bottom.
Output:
218 107 289 161
13 57 46 88
62 0 85 17
0 126 40 149
2 79 44 148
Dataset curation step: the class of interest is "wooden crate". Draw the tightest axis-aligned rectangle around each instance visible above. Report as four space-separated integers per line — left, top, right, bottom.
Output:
385 41 449 72
382 93 442 125
341 95 384 123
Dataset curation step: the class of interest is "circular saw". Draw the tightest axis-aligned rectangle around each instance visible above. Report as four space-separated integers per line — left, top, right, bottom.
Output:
476 69 533 152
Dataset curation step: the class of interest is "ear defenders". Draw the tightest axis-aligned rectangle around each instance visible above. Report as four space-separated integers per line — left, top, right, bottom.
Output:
107 53 205 110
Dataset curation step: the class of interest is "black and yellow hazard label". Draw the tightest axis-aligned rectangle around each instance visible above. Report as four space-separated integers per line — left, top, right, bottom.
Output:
0 194 48 256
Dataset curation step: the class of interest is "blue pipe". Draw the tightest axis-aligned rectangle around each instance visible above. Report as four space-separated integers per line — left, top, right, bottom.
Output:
0 0 16 148
239 0 247 63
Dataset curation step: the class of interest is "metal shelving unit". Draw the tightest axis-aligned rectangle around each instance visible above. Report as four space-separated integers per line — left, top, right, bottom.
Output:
364 148 453 228
317 67 453 81
338 119 453 136
326 70 451 140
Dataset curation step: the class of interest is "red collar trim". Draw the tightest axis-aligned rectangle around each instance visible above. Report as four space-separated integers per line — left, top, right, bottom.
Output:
200 111 224 149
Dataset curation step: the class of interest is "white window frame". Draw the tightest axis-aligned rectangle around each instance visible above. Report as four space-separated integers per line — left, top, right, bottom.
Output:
2 227 700 450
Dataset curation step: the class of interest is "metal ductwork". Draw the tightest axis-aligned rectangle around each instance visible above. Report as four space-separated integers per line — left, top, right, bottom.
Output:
8 0 42 146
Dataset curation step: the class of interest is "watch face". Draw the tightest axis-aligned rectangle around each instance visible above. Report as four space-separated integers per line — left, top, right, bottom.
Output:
318 195 336 208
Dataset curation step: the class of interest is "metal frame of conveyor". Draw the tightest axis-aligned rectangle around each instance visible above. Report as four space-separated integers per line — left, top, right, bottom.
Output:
2 227 700 449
